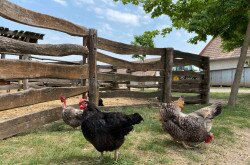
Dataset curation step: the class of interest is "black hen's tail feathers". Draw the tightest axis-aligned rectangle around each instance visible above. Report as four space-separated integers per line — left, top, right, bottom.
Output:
127 113 143 126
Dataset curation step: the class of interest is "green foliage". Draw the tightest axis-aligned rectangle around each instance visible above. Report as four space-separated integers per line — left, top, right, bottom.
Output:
131 30 159 61
115 0 250 51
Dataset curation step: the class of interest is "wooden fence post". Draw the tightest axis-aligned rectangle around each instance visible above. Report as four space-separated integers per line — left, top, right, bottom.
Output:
162 48 174 103
1 53 5 59
111 66 119 90
22 55 29 90
201 57 210 104
87 29 98 105
0 53 10 93
81 36 87 98
126 69 131 91
22 37 34 90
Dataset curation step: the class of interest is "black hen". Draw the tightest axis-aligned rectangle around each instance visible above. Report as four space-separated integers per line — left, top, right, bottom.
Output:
79 100 143 160
98 98 104 106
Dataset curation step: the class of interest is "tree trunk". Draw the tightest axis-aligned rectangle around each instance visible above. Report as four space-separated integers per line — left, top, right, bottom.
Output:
228 18 250 106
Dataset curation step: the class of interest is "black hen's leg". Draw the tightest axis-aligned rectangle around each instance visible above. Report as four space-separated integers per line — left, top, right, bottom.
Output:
114 150 119 161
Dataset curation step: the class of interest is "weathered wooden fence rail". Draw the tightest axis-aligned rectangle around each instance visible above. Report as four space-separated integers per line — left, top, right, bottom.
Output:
0 0 210 139
96 38 173 103
96 39 209 104
0 0 89 36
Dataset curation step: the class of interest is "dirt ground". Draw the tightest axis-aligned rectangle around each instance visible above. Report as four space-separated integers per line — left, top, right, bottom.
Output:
0 94 158 122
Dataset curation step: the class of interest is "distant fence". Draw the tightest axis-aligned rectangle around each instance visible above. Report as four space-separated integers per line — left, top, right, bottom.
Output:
0 0 209 139
96 37 173 103
96 44 209 104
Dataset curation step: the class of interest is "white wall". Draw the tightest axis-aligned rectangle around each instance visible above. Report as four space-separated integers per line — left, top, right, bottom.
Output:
210 57 250 71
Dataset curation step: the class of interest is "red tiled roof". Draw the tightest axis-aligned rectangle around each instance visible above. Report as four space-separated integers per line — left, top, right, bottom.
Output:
200 37 250 60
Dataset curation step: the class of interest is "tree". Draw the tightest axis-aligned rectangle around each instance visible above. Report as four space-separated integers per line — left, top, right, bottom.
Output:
131 30 159 62
130 30 159 91
115 0 250 106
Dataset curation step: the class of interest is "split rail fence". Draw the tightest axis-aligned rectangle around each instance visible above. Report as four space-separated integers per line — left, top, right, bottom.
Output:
0 0 209 139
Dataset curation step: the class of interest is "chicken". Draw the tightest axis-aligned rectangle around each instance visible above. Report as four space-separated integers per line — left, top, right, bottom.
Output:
60 96 84 129
160 101 222 148
86 92 104 106
78 100 143 160
173 96 185 111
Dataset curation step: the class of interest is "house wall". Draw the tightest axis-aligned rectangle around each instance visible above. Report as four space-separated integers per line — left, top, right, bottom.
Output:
211 67 250 87
209 57 250 87
210 57 250 70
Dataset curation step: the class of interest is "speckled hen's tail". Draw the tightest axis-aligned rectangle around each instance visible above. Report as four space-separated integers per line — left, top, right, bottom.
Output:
212 102 222 118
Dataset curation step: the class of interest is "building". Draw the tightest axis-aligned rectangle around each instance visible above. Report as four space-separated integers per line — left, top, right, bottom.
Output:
200 37 250 87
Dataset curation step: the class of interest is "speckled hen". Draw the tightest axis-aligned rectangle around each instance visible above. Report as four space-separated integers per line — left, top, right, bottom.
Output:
160 101 222 148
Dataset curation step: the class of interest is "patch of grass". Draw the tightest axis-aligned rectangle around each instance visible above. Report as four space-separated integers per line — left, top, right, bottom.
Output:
183 150 202 162
0 94 249 164
138 138 166 153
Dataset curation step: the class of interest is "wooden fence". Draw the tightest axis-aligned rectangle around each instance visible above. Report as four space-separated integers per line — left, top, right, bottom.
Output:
0 0 209 139
96 38 173 103
96 46 209 104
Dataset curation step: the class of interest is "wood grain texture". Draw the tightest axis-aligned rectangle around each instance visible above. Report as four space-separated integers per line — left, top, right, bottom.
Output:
0 59 89 79
0 86 88 111
173 50 204 62
0 105 68 139
0 0 89 36
97 37 165 55
98 73 164 82
172 79 202 84
162 48 174 103
97 52 163 71
173 59 203 68
201 58 210 104
173 50 208 69
0 36 88 56
87 29 99 105
172 88 203 93
0 84 22 90
127 84 159 88
99 90 160 98
172 71 202 79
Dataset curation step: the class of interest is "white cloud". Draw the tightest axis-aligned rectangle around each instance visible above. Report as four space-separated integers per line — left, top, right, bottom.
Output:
99 23 114 35
74 0 95 5
93 7 104 15
106 9 139 26
53 0 67 6
136 6 152 25
142 15 152 24
103 23 113 31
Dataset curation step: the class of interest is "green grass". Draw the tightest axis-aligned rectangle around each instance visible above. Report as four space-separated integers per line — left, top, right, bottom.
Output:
0 93 249 164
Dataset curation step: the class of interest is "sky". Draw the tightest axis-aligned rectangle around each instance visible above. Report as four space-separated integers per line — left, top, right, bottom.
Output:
1 0 212 62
